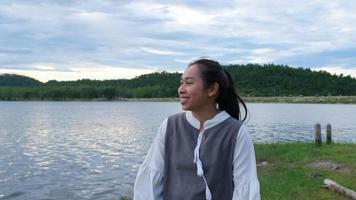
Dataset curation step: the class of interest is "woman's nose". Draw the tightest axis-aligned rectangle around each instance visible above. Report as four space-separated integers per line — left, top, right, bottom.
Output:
178 85 185 94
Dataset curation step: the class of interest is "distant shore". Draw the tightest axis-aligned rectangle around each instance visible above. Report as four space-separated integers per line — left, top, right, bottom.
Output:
1 96 356 104
116 96 356 104
243 96 356 104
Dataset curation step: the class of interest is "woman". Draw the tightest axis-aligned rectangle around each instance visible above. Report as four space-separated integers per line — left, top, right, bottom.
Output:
134 58 260 200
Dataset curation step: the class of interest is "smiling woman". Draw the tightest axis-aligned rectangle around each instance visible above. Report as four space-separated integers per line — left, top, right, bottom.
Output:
134 58 260 200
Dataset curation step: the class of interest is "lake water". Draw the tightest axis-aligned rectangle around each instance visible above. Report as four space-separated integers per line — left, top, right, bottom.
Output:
0 101 355 199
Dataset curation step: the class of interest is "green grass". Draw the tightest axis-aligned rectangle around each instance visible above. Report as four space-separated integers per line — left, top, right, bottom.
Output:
255 143 356 200
120 143 356 200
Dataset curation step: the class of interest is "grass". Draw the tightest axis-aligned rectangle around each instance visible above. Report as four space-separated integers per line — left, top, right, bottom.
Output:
120 143 356 200
255 142 356 200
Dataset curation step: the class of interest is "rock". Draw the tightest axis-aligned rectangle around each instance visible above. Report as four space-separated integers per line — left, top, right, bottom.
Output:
257 161 269 167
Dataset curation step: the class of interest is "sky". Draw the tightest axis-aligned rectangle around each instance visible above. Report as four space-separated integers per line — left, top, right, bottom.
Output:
1 0 356 82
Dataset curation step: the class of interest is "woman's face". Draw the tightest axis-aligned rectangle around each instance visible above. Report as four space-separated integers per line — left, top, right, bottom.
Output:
178 64 214 112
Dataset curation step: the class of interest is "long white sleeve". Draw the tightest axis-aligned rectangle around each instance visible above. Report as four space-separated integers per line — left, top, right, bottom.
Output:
232 125 261 200
133 119 167 200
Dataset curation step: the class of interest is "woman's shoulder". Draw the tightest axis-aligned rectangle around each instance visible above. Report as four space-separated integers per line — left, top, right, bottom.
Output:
167 111 186 121
223 113 244 128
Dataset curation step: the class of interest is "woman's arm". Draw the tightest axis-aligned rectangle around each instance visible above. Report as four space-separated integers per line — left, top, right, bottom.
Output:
232 125 261 200
134 119 167 200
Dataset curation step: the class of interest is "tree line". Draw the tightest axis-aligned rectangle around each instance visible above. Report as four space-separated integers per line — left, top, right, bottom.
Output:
1 64 355 100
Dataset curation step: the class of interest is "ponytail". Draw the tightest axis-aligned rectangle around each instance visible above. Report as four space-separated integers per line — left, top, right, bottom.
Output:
217 69 247 121
188 58 248 121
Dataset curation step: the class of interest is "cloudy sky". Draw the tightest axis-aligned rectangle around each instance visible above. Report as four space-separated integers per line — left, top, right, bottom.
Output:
1 0 356 82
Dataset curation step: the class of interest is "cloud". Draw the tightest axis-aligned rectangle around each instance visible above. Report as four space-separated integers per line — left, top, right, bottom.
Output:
140 47 182 55
32 64 57 71
0 64 156 82
313 66 356 78
0 0 356 80
0 47 32 54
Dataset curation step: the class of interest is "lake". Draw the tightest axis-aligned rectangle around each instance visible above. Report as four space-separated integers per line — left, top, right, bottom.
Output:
0 101 355 199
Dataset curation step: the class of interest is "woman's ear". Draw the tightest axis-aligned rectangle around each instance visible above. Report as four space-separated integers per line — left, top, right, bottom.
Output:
208 82 219 97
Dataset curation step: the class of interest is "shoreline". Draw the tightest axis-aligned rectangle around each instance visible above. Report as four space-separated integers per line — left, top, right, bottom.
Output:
2 96 356 104
243 96 356 104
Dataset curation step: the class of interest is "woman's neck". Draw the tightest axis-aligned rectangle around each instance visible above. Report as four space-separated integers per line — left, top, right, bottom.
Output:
191 105 219 130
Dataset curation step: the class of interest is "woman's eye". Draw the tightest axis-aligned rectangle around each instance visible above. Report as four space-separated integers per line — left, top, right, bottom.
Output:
179 80 192 85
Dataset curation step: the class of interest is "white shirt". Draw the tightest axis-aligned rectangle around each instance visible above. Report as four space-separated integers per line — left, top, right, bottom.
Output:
134 111 261 200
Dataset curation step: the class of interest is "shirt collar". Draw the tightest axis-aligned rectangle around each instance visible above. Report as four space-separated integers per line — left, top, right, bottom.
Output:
185 111 230 130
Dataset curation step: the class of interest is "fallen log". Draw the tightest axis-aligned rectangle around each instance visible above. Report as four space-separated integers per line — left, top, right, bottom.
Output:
323 179 356 200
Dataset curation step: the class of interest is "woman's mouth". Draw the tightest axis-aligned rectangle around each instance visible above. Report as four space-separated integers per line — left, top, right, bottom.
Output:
179 96 189 104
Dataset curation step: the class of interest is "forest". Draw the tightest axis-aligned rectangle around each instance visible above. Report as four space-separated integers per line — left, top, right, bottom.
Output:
1 64 355 100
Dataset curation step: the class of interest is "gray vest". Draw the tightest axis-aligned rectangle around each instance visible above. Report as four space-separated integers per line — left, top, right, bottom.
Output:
163 112 242 200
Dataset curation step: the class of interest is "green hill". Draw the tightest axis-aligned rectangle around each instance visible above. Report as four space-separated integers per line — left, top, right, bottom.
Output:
227 64 356 96
1 64 355 100
0 73 42 87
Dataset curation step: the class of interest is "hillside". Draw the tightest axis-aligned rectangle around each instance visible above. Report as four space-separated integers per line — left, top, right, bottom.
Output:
0 64 355 100
227 64 356 96
0 73 42 87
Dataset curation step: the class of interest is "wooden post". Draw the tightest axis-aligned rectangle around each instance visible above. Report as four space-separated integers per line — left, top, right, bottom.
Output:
315 123 322 145
326 123 332 144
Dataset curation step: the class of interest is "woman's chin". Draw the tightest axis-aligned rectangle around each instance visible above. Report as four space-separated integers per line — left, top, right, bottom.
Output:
180 104 190 110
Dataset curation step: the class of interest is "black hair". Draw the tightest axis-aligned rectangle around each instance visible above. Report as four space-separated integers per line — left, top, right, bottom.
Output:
188 58 248 121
